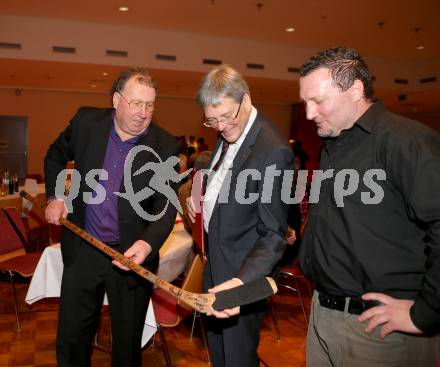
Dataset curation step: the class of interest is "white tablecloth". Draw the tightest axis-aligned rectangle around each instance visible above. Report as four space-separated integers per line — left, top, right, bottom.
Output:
158 222 194 281
25 221 193 347
0 183 45 205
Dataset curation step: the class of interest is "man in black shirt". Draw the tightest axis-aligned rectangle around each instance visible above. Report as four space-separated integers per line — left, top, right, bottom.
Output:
298 47 440 366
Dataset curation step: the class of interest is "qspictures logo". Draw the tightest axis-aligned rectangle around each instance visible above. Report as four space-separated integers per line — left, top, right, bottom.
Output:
55 146 192 221
55 145 386 221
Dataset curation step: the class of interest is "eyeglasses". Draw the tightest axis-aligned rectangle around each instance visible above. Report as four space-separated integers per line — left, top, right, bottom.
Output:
118 91 155 113
203 97 243 128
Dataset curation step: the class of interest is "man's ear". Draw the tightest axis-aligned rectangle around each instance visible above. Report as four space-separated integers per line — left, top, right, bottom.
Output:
243 93 252 111
112 92 120 109
350 80 365 102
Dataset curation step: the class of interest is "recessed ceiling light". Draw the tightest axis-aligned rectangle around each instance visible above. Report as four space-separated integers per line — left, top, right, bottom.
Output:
91 84 97 88
416 46 424 50
102 72 108 76
285 27 295 32
118 6 129 12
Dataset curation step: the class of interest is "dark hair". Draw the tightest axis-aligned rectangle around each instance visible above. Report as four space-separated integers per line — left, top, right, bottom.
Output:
110 67 157 97
193 151 212 171
300 47 374 100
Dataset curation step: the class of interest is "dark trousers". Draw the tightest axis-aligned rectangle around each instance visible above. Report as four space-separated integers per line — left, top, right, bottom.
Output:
203 258 266 367
205 301 266 367
56 244 152 367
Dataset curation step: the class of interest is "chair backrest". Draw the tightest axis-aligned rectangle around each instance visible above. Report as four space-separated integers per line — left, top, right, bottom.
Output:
0 207 27 261
177 253 205 312
23 192 46 231
191 171 206 260
300 211 309 237
152 253 205 327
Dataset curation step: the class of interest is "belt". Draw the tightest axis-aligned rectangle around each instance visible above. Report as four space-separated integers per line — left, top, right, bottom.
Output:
318 290 382 315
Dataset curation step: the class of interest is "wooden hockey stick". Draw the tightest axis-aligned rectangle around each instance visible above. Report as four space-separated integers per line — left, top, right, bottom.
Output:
21 191 277 313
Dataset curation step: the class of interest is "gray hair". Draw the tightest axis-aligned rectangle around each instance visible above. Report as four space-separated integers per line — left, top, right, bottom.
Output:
196 64 249 107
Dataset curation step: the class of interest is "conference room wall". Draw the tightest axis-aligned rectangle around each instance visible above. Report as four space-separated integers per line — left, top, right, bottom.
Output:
0 88 292 176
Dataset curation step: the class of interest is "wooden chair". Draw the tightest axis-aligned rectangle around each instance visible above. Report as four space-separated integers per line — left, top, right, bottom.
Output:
22 193 51 252
152 254 210 366
0 207 41 331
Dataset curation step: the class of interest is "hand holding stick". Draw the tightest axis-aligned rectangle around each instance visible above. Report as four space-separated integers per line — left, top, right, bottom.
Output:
21 191 277 313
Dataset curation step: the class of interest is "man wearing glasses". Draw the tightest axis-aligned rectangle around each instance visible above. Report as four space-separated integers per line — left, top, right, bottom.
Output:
44 68 179 366
187 65 294 366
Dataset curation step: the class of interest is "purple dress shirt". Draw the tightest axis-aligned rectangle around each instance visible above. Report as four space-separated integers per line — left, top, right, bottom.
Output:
85 119 145 243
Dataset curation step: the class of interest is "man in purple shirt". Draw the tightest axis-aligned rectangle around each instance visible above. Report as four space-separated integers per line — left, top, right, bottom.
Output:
44 68 179 367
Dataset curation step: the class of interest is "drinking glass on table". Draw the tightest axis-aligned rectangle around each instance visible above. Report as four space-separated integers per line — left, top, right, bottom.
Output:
1 172 9 196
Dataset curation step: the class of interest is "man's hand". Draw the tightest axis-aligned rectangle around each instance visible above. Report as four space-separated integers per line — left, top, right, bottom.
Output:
286 226 296 245
207 278 243 318
185 196 197 223
45 199 67 225
112 240 152 271
358 293 422 338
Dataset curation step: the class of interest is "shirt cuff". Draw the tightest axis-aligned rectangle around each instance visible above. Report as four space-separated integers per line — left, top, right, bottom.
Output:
232 277 244 285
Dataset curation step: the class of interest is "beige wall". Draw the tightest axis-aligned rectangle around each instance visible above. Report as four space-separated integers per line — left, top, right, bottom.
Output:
0 88 292 176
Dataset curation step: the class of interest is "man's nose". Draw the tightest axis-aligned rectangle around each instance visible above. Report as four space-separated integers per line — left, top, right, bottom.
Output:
138 105 148 117
216 119 228 132
305 104 316 121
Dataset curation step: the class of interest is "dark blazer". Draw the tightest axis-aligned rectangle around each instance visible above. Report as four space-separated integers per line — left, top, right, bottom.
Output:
44 107 179 275
204 112 294 288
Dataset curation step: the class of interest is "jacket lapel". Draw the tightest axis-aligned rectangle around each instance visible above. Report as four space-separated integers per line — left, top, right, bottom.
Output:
119 122 161 196
132 123 160 174
229 113 263 176
210 112 264 217
83 110 112 175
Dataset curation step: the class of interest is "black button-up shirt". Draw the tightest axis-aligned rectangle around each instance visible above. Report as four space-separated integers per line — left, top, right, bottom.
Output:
299 101 440 332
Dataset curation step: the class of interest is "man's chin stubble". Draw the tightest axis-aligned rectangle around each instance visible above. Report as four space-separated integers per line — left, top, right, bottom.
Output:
318 129 334 138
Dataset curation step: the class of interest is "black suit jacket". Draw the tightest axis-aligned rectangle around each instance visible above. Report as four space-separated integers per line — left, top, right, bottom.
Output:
44 107 179 276
205 112 294 287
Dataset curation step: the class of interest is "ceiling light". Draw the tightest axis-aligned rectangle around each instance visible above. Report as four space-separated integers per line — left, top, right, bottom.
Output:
102 72 108 76
285 27 295 32
416 46 424 50
91 84 97 88
118 6 129 12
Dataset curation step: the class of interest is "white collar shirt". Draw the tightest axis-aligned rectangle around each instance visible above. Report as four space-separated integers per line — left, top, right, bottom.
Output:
203 106 257 232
